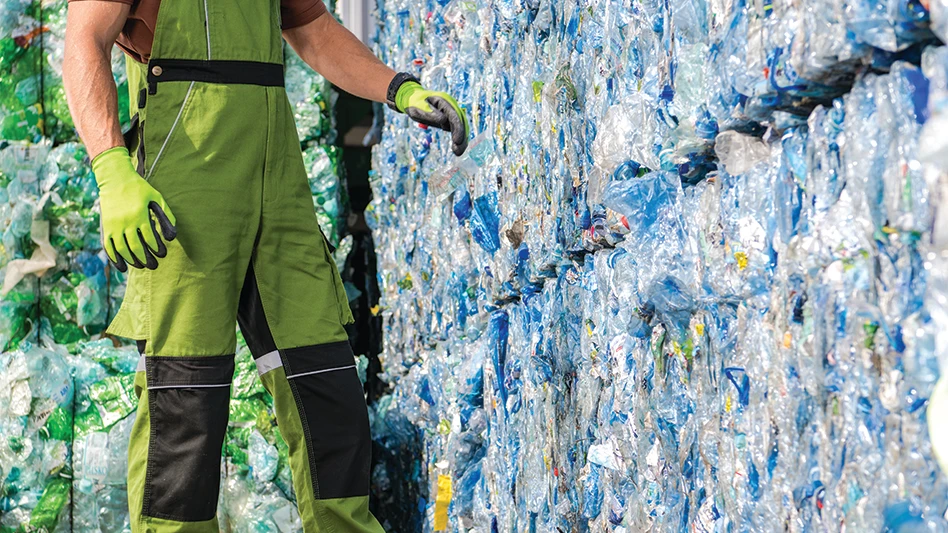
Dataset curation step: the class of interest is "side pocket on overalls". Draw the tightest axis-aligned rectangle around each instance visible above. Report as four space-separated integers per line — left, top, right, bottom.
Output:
124 88 147 177
317 224 354 325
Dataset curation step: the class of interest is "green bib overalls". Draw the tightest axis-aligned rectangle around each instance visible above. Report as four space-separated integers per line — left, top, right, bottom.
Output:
111 0 385 531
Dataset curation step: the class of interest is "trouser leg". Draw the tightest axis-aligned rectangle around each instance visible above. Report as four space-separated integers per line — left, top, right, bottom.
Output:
128 346 235 532
237 184 385 533
239 262 385 532
117 83 265 533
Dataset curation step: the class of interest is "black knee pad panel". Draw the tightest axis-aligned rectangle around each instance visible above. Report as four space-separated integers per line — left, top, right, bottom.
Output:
283 342 372 499
143 354 234 521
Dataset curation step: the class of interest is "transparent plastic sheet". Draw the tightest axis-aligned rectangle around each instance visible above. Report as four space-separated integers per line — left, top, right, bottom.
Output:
369 0 948 529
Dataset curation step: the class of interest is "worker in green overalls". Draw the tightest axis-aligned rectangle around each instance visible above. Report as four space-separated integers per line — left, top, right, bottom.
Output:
63 1 467 531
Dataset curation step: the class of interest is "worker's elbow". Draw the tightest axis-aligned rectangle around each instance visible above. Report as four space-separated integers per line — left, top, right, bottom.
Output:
63 31 112 73
64 2 128 60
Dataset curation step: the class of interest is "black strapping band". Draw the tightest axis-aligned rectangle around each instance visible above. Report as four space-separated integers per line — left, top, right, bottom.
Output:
147 59 284 95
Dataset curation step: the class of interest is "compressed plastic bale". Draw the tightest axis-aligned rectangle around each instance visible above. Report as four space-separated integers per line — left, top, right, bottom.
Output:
285 47 337 145
0 141 46 202
0 275 38 352
36 0 73 143
0 143 52 342
302 143 345 245
38 255 110 352
22 142 110 349
0 4 43 143
846 0 934 52
368 0 948 530
931 377 948 474
286 46 346 248
367 380 430 531
37 0 130 143
0 343 74 533
40 143 99 252
592 95 664 176
920 46 948 168
72 347 137 441
3 0 947 528
843 61 932 238
72 416 134 533
218 342 300 532
70 340 137 533
218 470 302 533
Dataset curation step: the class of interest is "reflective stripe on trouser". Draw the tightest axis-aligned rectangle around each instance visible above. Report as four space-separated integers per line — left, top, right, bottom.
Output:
110 0 383 531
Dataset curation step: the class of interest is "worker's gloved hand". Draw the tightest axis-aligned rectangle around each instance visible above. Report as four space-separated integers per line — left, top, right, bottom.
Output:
91 146 177 273
396 81 470 156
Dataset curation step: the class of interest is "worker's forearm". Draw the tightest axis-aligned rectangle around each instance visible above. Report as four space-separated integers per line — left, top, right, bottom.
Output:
64 12 125 159
284 15 396 103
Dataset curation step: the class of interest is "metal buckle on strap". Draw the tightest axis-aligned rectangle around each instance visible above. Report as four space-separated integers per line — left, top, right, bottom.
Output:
146 59 285 95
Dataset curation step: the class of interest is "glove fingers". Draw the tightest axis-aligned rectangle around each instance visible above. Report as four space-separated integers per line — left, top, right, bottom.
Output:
148 215 169 259
123 228 149 269
136 229 159 270
107 237 129 273
406 106 448 130
410 97 433 114
138 218 161 251
149 201 178 242
102 234 118 265
122 231 146 269
111 234 134 268
428 97 469 156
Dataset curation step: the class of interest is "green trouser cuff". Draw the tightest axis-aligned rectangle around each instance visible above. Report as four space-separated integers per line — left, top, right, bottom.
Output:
312 497 385 532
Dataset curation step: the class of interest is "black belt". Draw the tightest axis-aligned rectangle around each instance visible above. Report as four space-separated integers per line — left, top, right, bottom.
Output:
146 59 284 95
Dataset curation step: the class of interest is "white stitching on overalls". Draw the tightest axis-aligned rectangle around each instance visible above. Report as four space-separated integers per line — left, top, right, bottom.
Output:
284 365 357 380
146 81 195 181
203 0 212 59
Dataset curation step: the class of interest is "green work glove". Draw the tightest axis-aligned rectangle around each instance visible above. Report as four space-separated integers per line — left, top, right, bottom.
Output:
396 81 470 156
91 146 177 272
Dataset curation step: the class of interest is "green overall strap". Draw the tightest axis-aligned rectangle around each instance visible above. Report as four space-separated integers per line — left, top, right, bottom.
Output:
149 0 283 64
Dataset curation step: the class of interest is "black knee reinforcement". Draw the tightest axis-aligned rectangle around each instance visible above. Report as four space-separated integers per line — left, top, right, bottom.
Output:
143 354 234 521
282 341 372 499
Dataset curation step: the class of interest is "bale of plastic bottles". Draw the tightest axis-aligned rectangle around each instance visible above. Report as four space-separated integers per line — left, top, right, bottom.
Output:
368 0 948 530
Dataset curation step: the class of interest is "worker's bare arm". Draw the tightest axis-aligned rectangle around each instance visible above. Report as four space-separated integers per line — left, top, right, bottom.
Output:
283 14 396 103
64 1 130 159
